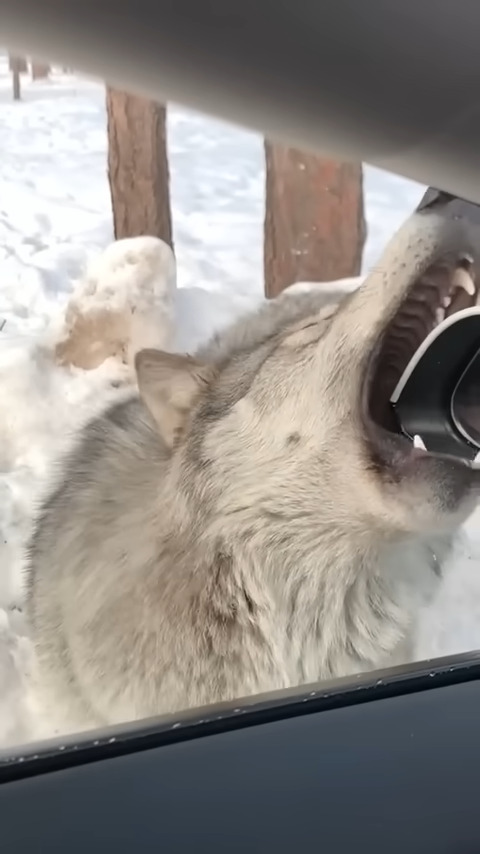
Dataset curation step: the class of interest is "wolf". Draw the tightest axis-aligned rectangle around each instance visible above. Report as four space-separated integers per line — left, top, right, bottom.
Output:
26 204 480 736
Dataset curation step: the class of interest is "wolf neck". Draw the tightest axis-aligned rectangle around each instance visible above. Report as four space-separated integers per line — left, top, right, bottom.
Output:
254 528 444 676
169 506 447 679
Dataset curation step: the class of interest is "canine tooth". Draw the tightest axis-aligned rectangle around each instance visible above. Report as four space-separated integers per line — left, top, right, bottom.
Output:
413 434 426 451
442 295 451 308
452 267 476 296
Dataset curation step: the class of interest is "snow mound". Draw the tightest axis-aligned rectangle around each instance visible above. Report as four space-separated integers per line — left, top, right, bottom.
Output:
284 276 364 296
53 235 177 369
0 236 178 748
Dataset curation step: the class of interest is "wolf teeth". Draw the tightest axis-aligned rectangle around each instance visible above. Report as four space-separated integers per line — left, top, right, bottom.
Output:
413 434 426 451
452 267 476 296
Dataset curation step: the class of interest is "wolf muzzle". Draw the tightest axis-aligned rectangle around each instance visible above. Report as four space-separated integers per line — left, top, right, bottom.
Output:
391 189 480 462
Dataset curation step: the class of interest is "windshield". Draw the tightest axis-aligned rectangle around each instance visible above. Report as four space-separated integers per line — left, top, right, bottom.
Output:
1 18 480 761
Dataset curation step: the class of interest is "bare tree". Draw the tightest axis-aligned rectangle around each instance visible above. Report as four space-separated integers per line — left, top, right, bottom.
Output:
264 142 366 298
8 54 27 100
31 61 50 80
106 87 173 247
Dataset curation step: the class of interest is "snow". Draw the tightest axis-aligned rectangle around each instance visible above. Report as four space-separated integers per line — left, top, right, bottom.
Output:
1 54 479 751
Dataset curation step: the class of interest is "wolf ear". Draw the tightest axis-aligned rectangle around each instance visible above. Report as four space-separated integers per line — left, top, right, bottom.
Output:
135 348 214 448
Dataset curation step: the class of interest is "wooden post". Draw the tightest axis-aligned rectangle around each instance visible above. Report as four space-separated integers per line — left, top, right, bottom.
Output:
106 87 173 248
264 142 366 297
31 62 51 80
9 55 23 100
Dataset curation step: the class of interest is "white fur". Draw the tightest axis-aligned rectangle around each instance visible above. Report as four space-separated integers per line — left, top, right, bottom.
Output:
26 209 480 738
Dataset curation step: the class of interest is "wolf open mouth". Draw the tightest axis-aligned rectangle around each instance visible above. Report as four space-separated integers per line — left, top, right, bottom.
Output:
366 252 479 466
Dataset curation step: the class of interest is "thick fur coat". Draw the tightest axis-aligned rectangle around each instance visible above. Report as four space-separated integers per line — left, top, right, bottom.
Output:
26 209 480 735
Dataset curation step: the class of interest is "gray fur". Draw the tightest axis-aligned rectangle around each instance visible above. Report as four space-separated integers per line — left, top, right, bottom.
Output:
26 210 480 736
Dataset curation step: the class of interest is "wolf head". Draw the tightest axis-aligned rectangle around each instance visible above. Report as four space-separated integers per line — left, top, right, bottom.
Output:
136 207 480 557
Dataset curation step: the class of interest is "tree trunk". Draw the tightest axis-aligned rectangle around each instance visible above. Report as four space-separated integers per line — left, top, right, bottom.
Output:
264 142 366 298
31 61 50 80
106 87 173 248
9 56 22 100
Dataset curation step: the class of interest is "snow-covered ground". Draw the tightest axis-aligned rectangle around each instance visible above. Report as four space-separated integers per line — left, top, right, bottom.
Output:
1 55 480 751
